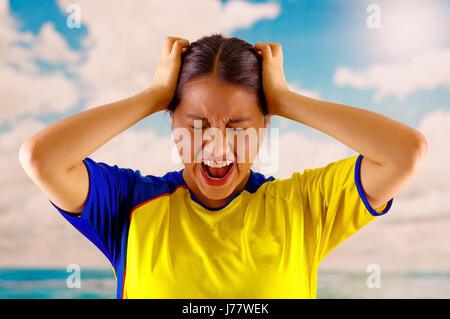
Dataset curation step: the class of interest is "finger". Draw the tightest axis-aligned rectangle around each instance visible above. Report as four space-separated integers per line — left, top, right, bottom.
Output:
170 38 190 58
267 43 282 58
162 36 184 56
162 36 177 56
254 42 272 60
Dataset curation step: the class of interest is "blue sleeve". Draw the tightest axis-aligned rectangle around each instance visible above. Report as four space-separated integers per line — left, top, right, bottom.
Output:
49 157 137 268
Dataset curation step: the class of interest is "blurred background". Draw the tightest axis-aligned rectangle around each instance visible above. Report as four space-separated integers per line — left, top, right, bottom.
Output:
1 0 449 298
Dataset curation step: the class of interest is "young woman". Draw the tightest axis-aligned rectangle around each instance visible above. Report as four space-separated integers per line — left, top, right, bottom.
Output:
19 34 428 299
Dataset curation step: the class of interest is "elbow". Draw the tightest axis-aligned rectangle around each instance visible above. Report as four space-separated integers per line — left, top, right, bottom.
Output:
406 131 429 172
19 139 43 175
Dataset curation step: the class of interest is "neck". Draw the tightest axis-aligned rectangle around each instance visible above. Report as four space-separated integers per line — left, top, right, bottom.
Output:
182 169 251 209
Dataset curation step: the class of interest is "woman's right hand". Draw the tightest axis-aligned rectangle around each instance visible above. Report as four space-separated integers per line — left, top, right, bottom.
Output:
149 36 190 112
19 37 191 217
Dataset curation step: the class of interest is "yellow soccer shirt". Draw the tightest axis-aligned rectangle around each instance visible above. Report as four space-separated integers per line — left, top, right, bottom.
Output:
49 153 393 299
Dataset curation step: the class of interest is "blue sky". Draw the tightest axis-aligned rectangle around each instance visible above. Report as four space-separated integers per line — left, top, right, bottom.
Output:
232 0 450 130
2 0 450 273
10 0 87 49
7 0 450 137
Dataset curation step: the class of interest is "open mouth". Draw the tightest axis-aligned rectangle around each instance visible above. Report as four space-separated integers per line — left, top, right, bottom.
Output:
200 160 234 185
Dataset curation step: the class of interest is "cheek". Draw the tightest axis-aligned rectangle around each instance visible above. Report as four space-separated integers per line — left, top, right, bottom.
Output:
173 128 197 164
247 134 260 163
234 132 260 163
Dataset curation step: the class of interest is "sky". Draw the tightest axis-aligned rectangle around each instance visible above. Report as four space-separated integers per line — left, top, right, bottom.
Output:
1 0 450 278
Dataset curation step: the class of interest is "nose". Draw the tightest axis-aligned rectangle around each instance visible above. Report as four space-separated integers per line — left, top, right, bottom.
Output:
202 127 234 161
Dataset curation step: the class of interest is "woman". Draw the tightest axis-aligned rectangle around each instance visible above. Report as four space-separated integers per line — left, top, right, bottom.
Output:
19 34 428 299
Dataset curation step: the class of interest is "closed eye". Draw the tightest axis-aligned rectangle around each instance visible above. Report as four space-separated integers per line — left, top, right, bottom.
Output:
190 126 244 131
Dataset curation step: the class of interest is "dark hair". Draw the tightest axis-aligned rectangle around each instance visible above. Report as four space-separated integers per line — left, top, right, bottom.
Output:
167 33 268 116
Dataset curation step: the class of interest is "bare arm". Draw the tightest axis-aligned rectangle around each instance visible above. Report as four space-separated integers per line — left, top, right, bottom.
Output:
18 89 161 214
21 89 160 173
274 91 429 208
254 42 429 210
19 36 190 214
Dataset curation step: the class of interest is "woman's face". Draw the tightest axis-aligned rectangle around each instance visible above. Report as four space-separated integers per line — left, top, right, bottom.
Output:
171 75 269 206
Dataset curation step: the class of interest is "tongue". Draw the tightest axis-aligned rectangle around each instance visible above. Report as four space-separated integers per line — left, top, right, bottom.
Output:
206 164 232 178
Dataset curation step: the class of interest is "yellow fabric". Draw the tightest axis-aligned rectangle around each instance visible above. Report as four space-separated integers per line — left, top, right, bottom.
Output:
123 155 389 299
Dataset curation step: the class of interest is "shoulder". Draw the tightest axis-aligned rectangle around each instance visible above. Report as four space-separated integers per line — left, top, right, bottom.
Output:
255 155 358 203
245 170 275 193
133 168 186 195
247 169 299 204
84 158 187 204
129 168 189 208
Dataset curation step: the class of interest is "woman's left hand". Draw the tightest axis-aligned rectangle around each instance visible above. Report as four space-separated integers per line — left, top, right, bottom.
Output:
254 42 290 116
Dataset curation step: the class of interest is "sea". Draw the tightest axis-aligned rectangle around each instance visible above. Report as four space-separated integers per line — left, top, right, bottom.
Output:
0 268 449 299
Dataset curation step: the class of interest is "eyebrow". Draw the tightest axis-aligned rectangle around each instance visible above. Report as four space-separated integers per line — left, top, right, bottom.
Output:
186 113 250 123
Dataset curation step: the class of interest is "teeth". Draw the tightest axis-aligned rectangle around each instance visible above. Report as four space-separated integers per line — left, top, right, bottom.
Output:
202 159 233 168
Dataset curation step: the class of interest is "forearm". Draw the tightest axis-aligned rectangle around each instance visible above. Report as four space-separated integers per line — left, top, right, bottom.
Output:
21 88 160 172
273 90 428 168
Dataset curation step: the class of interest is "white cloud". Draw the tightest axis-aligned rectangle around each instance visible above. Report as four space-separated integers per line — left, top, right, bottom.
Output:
0 0 282 268
0 0 84 264
333 47 450 102
0 67 79 121
0 0 80 122
0 118 180 267
398 108 450 196
2 0 449 274
321 107 450 271
215 0 280 34
252 129 353 178
56 0 281 109
0 118 350 267
0 0 35 73
288 81 321 100
0 118 46 210
3 108 450 271
364 0 446 60
253 108 450 272
87 127 184 176
31 21 81 65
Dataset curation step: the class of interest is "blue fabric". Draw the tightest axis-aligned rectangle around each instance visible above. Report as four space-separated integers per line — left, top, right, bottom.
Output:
354 154 394 216
49 158 274 298
49 158 178 298
50 158 135 266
